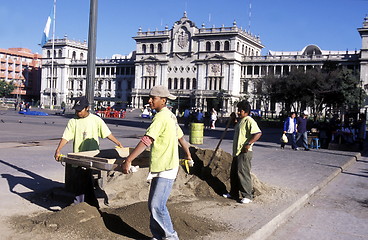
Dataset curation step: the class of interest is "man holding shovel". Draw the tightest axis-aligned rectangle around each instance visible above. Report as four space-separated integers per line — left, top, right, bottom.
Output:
223 100 262 203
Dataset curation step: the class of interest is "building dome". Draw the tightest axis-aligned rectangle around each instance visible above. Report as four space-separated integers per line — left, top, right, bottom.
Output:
301 44 322 55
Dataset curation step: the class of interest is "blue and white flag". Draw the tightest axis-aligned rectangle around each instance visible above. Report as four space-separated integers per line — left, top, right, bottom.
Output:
40 4 54 47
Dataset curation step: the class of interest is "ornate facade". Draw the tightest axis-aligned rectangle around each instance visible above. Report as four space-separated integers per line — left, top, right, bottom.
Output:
40 14 368 114
132 12 263 113
40 37 134 108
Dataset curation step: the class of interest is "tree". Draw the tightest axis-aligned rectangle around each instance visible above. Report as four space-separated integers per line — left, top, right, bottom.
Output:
0 80 15 98
261 67 363 117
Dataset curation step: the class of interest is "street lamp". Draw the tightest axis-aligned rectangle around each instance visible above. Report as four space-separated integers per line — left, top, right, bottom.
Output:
176 89 183 112
360 79 363 111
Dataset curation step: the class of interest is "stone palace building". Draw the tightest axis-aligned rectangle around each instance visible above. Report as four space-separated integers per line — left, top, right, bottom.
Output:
40 13 368 115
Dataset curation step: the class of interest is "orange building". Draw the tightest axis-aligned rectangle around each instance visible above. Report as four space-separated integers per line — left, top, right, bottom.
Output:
0 48 42 102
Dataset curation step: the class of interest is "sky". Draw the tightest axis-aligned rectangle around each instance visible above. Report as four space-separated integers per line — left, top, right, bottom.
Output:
0 0 367 58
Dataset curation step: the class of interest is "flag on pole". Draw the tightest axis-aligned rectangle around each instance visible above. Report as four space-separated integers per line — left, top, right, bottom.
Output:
40 5 54 47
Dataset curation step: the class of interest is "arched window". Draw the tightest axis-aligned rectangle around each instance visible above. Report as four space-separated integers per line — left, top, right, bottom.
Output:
180 78 184 89
47 50 51 58
242 45 245 54
206 42 211 51
158 43 162 53
72 51 76 60
192 78 197 89
174 78 178 89
58 49 62 58
237 42 240 52
168 78 172 89
215 41 220 51
245 46 248 56
186 78 190 89
150 44 154 53
142 44 146 53
80 53 84 60
224 41 230 51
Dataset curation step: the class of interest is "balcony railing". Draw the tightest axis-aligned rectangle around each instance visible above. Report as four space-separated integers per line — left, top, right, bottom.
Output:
243 53 360 62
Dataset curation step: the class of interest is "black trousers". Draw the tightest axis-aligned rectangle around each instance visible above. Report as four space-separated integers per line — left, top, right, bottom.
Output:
65 163 99 208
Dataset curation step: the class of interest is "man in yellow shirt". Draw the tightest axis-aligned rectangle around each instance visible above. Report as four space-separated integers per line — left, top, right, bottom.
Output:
223 100 262 204
54 96 122 208
122 85 192 240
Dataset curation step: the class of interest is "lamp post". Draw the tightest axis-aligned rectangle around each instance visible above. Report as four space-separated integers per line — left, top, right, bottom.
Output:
176 90 183 112
16 80 20 104
360 79 363 112
86 0 98 112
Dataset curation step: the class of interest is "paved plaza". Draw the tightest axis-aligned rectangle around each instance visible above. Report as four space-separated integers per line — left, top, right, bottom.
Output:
0 108 367 239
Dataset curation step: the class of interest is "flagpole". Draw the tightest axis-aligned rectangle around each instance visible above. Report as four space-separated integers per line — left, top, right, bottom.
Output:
50 0 56 109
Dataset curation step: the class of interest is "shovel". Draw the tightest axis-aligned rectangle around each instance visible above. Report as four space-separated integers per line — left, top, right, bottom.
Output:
201 115 234 178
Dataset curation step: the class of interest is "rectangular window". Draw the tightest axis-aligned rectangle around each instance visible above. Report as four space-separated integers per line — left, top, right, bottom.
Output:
247 66 252 75
261 66 267 75
275 66 282 75
254 66 260 75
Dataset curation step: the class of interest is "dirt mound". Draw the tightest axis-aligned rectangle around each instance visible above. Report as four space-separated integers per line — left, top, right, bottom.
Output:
9 146 282 240
11 201 227 240
105 146 274 204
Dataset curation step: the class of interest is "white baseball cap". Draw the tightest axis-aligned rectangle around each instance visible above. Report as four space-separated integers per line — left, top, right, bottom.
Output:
149 85 177 100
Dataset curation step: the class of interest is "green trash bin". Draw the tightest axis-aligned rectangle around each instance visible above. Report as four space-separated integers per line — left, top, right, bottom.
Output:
190 123 204 144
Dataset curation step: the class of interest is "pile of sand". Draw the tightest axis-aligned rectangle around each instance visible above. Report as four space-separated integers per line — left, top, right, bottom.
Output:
9 146 284 240
105 146 276 205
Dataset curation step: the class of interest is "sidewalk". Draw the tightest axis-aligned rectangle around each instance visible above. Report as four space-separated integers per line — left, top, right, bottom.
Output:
0 109 364 239
189 135 361 240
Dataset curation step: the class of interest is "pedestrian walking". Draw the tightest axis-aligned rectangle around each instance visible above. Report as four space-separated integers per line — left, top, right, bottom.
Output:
121 85 192 240
281 112 298 150
183 108 190 128
54 96 123 208
223 100 262 203
194 109 203 123
296 110 310 151
210 108 217 129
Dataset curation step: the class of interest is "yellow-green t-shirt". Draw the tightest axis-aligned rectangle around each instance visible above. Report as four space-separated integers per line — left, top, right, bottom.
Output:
233 116 261 156
146 107 184 172
62 114 111 153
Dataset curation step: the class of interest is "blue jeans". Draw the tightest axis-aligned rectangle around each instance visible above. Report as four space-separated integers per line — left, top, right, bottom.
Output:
148 177 179 240
281 133 298 149
296 132 309 149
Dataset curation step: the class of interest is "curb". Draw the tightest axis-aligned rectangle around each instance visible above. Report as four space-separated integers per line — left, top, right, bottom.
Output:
246 152 360 240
